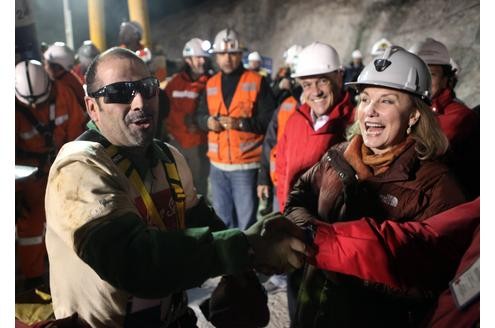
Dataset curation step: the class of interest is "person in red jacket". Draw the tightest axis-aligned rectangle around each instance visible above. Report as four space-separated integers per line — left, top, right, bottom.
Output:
309 197 479 328
15 60 86 290
164 38 211 197
43 42 86 110
275 42 355 212
410 38 480 199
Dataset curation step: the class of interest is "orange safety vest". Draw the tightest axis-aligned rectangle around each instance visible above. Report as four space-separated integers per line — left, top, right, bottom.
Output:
165 71 208 149
269 96 298 184
206 70 264 164
15 81 86 173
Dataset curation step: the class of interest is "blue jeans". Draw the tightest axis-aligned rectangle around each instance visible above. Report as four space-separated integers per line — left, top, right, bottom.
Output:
209 165 259 230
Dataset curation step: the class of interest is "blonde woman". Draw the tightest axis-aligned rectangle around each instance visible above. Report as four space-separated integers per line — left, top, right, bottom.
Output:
284 46 466 328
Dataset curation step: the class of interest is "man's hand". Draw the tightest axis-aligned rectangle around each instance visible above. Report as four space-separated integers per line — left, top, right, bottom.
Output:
244 212 312 275
218 116 243 130
257 185 270 200
207 116 223 132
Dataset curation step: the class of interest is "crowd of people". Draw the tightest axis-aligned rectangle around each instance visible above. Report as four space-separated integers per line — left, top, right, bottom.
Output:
15 19 480 328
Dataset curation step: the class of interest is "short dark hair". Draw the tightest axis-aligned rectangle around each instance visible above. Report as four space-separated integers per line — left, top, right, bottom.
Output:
85 47 149 94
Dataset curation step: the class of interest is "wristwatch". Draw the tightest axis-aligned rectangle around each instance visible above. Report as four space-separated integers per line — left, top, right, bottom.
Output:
238 119 244 130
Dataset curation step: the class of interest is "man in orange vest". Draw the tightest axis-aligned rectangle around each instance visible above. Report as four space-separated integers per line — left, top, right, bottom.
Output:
164 38 211 197
15 60 86 290
196 28 276 230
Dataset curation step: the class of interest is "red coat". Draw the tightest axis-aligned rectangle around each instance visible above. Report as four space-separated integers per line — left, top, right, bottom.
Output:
432 88 479 199
275 91 354 211
311 197 480 327
164 71 208 149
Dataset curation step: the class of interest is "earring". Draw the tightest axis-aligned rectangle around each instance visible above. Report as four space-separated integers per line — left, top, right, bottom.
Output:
406 123 413 135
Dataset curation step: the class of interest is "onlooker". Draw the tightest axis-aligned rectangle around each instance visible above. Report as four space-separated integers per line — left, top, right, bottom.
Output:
272 44 303 105
284 46 466 327
248 51 272 84
196 28 276 230
73 40 100 82
44 47 308 327
118 21 145 51
164 38 211 197
15 60 86 290
43 42 86 109
343 49 364 84
410 37 480 199
275 41 355 212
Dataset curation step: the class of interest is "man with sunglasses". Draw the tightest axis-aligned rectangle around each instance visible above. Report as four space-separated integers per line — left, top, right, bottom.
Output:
44 47 309 328
196 28 276 231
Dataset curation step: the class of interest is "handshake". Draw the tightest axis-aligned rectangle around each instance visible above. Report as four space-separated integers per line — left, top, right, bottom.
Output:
243 212 314 275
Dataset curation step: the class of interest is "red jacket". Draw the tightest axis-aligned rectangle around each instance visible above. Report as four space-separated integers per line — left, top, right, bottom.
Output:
57 70 86 110
312 197 480 327
165 71 208 149
275 91 354 211
432 88 479 199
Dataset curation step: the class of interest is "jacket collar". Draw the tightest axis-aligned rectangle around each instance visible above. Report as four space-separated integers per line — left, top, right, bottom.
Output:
344 135 419 183
431 88 454 114
297 90 353 134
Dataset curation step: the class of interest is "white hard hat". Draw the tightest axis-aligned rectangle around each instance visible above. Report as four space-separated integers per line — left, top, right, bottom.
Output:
211 28 243 53
44 42 76 71
409 37 450 66
15 60 52 106
351 49 363 59
283 44 303 66
136 47 152 63
370 38 392 57
347 46 431 103
291 42 342 78
183 38 210 57
248 51 262 62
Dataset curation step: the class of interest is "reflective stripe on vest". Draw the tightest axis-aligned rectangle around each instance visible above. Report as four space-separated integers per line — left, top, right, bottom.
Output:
16 235 44 246
172 90 199 99
207 87 218 96
19 104 68 140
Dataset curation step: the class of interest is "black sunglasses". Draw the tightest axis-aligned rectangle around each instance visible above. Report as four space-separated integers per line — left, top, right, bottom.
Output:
88 77 159 104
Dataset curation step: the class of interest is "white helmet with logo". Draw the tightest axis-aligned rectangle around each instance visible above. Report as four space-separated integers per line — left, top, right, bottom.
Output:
248 51 262 62
15 60 52 106
347 46 431 103
291 42 342 78
183 38 210 57
44 42 76 71
409 37 451 66
211 28 244 53
370 38 392 57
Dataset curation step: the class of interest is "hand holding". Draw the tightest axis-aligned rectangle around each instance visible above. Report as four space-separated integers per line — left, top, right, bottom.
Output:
207 116 223 132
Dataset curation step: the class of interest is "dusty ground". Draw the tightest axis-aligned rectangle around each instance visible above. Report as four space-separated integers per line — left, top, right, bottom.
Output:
187 276 290 328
